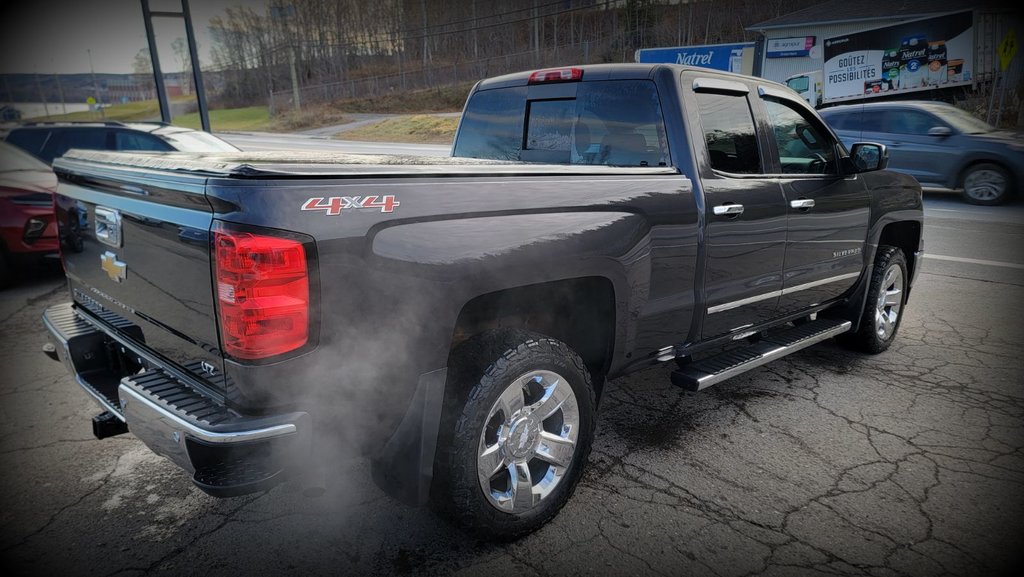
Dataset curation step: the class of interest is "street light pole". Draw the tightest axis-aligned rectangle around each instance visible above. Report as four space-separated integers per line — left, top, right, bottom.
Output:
87 49 105 119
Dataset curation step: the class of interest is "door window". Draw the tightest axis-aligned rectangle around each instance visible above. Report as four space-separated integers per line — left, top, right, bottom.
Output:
694 92 762 174
764 98 837 175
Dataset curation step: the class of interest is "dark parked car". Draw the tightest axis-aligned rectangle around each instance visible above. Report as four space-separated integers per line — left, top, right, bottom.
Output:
820 101 1024 205
4 121 238 164
0 141 58 286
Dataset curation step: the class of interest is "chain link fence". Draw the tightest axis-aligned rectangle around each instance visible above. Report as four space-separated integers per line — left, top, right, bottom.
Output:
269 44 596 113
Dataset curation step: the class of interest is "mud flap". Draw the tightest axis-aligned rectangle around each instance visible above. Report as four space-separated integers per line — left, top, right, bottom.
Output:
370 367 447 506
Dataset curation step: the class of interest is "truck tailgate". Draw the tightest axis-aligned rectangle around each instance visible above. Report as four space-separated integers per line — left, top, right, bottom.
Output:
53 157 225 397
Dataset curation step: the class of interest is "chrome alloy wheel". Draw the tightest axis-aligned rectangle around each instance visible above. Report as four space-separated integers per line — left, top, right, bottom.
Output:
874 264 904 340
477 370 580 514
964 168 1007 202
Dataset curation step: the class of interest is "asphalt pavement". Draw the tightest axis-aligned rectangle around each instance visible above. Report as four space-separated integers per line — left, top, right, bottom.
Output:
1 146 1022 576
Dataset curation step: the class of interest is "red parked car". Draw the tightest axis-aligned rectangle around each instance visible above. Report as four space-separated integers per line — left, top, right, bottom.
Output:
0 141 59 287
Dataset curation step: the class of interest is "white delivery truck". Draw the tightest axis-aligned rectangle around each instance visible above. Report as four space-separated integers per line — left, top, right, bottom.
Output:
784 70 823 108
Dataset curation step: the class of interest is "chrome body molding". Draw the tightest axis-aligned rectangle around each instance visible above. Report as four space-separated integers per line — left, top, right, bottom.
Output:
707 272 861 315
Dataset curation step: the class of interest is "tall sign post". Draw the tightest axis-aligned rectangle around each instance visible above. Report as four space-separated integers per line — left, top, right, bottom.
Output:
140 0 210 131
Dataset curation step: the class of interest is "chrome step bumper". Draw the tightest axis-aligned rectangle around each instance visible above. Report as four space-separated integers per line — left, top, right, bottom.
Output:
42 302 311 497
671 318 852 391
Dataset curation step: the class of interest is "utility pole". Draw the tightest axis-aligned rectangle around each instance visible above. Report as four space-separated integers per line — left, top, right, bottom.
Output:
87 49 105 119
53 71 67 114
420 0 429 79
289 43 301 112
34 73 50 118
472 0 478 60
533 0 540 64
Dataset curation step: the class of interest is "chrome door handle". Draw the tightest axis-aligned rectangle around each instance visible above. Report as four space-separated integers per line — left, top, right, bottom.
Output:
713 203 744 216
790 199 815 209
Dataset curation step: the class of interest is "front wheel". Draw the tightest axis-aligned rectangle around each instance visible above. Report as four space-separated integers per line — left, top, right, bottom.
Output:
961 163 1012 205
839 245 907 354
432 329 596 539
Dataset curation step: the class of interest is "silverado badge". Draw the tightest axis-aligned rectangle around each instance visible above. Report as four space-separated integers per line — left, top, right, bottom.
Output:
100 251 127 283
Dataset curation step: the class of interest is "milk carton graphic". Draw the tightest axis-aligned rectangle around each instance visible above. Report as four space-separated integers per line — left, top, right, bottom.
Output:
882 49 901 90
899 35 928 90
926 41 948 86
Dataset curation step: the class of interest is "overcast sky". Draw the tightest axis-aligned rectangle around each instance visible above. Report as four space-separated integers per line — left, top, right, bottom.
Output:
0 0 265 75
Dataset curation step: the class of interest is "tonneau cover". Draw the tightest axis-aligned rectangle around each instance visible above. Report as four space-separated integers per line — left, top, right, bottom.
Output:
56 150 679 178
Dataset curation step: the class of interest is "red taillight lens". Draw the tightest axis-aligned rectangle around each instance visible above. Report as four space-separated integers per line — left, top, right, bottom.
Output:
528 67 583 84
214 227 310 360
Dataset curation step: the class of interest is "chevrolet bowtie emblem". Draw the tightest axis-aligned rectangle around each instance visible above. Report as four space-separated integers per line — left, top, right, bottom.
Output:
100 251 127 283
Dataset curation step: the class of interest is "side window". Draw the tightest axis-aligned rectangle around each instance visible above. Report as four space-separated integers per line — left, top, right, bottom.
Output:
883 110 941 135
5 129 51 157
764 97 837 175
694 92 762 175
50 129 111 162
860 113 886 133
826 111 860 132
115 131 172 151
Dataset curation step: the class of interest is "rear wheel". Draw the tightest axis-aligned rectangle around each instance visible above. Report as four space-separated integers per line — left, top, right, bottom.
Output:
432 329 596 539
0 249 11 289
961 163 1012 205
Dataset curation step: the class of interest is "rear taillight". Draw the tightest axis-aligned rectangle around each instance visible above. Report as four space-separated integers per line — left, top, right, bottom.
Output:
528 67 583 84
214 225 311 360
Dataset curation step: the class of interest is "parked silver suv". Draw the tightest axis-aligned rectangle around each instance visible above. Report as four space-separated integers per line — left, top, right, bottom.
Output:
821 101 1024 205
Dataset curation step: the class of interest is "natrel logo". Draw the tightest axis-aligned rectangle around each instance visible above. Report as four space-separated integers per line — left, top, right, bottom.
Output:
676 51 714 66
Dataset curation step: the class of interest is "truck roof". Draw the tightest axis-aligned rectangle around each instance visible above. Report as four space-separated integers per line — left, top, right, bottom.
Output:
475 63 790 92
55 150 679 178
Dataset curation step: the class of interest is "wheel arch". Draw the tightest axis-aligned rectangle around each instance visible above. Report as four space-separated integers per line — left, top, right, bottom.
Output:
449 276 616 399
877 220 922 297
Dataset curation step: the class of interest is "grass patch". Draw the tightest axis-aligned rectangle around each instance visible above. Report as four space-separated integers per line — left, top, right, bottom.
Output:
272 105 352 131
172 106 271 131
26 100 162 122
335 115 459 144
329 83 473 114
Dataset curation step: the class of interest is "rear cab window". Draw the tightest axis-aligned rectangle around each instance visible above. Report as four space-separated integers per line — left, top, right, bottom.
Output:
454 79 670 167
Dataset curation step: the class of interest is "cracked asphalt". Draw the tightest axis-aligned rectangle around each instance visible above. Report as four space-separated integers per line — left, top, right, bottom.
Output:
1 196 1022 577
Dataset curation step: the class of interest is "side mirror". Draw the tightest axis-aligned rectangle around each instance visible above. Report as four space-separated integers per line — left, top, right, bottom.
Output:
927 126 953 137
848 142 889 173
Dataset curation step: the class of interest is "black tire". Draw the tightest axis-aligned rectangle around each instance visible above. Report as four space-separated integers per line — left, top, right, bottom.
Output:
961 162 1012 206
431 329 597 540
839 245 907 354
0 250 11 290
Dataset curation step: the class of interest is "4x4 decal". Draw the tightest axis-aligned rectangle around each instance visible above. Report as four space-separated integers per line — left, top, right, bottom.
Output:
301 195 400 216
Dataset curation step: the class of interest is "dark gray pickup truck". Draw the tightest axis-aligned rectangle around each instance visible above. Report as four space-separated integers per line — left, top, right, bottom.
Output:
42 64 923 538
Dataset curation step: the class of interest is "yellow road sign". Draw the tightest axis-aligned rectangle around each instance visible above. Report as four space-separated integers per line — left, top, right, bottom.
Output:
998 28 1017 72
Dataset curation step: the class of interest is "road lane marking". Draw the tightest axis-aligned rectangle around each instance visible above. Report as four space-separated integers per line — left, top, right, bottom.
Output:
924 254 1024 270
